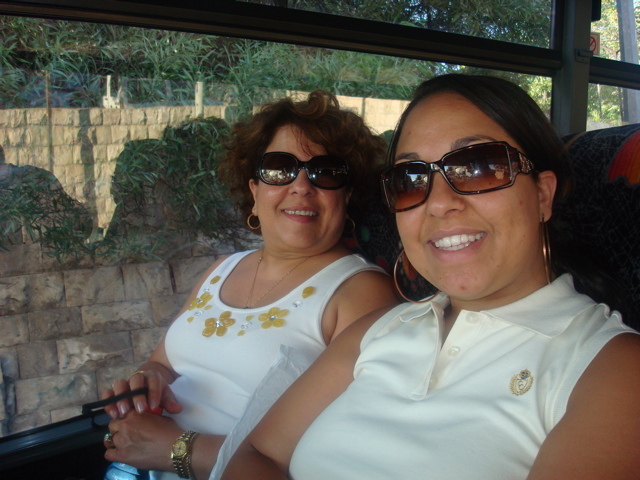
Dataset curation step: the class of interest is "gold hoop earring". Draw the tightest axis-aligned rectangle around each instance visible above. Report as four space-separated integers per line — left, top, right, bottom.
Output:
344 215 355 234
247 213 260 230
393 249 439 303
541 214 552 285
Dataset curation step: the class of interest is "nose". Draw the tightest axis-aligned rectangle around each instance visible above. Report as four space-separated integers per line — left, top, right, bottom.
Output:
424 171 465 217
289 166 315 194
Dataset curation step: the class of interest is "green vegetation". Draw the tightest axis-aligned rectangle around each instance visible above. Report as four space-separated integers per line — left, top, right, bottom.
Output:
0 1 635 261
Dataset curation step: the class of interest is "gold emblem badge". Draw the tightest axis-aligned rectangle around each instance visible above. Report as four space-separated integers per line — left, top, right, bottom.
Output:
509 369 534 396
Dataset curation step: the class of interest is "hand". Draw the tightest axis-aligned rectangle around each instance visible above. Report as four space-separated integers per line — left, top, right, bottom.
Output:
102 369 183 419
104 410 183 472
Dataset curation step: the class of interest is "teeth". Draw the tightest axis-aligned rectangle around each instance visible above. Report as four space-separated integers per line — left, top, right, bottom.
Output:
284 210 318 217
434 232 485 251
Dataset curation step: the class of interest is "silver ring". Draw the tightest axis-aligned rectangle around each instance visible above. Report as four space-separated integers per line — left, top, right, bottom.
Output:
104 432 116 449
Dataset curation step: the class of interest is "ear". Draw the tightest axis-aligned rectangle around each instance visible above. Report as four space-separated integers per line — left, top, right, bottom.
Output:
536 170 557 221
345 186 353 206
249 179 259 213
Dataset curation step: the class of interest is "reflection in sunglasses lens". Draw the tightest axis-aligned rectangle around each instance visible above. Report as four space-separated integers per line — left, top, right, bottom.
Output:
260 153 348 189
384 143 516 212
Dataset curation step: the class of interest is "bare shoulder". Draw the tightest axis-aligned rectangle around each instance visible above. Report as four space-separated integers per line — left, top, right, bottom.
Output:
325 269 399 341
528 332 640 479
336 268 399 306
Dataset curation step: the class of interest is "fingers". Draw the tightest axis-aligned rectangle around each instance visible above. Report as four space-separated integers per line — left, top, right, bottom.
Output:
101 388 120 420
127 372 150 414
112 378 136 417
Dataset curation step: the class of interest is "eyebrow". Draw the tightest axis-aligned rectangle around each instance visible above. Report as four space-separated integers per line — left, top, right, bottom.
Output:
395 134 499 163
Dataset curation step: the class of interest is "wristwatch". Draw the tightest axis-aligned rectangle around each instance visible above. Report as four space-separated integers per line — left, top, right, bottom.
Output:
171 430 199 479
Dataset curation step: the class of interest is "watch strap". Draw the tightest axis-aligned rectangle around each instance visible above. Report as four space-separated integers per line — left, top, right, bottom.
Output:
172 430 199 479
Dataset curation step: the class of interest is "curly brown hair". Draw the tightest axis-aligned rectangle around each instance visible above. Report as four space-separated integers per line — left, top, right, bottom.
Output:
217 90 387 234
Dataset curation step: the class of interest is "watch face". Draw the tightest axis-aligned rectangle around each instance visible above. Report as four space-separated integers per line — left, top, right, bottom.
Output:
172 440 188 456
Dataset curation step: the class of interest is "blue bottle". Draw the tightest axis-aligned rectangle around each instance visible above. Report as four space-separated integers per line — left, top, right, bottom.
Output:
104 461 150 480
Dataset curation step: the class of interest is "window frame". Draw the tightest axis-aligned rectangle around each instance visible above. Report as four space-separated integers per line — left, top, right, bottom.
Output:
1 0 638 134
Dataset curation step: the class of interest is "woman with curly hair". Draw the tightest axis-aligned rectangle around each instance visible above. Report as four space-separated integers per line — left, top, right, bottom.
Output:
100 90 399 480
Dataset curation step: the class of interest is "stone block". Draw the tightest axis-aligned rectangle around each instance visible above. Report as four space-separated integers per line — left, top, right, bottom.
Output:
130 126 149 141
131 327 167 362
111 126 130 144
25 109 48 126
51 126 79 146
81 300 154 334
51 405 83 423
171 255 216 294
128 109 147 125
28 307 83 341
14 371 95 414
26 271 65 312
8 411 51 435
6 127 25 146
0 346 19 380
102 109 122 126
0 243 43 277
0 314 29 347
93 125 112 145
51 109 79 126
57 332 133 374
52 144 74 165
0 276 28 315
0 108 12 126
17 146 49 168
64 266 125 307
17 340 58 378
89 108 103 125
122 262 173 301
150 293 188 326
106 143 125 161
148 124 165 139
7 110 26 128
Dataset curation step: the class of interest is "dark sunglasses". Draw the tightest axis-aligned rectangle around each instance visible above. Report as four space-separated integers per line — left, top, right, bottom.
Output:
257 152 350 190
381 141 534 212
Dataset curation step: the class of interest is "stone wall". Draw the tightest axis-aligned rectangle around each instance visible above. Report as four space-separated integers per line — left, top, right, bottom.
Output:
0 232 251 435
0 93 406 436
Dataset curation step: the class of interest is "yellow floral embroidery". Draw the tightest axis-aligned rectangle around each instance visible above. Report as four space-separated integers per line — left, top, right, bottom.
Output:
302 286 316 298
259 307 288 329
187 291 213 311
202 311 235 337
209 275 221 285
238 315 255 336
187 316 194 323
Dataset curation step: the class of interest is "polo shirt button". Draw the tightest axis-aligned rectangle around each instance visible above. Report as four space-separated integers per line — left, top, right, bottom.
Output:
467 312 479 323
448 346 461 357
429 375 438 388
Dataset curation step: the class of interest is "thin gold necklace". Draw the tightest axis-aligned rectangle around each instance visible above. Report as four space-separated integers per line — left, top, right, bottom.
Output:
244 249 311 308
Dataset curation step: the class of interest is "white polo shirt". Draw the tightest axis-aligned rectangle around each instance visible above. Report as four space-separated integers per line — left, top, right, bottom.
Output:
289 274 636 480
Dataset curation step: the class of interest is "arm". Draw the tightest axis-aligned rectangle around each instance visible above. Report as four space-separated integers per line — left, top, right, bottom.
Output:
222 307 390 479
104 411 225 480
102 255 230 418
321 269 399 343
528 333 640 479
103 256 232 479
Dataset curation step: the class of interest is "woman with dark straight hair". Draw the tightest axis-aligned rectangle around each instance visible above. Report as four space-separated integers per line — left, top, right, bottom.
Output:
223 75 640 480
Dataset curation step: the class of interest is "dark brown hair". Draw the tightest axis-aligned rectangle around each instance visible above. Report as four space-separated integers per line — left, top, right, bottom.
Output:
218 90 387 232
